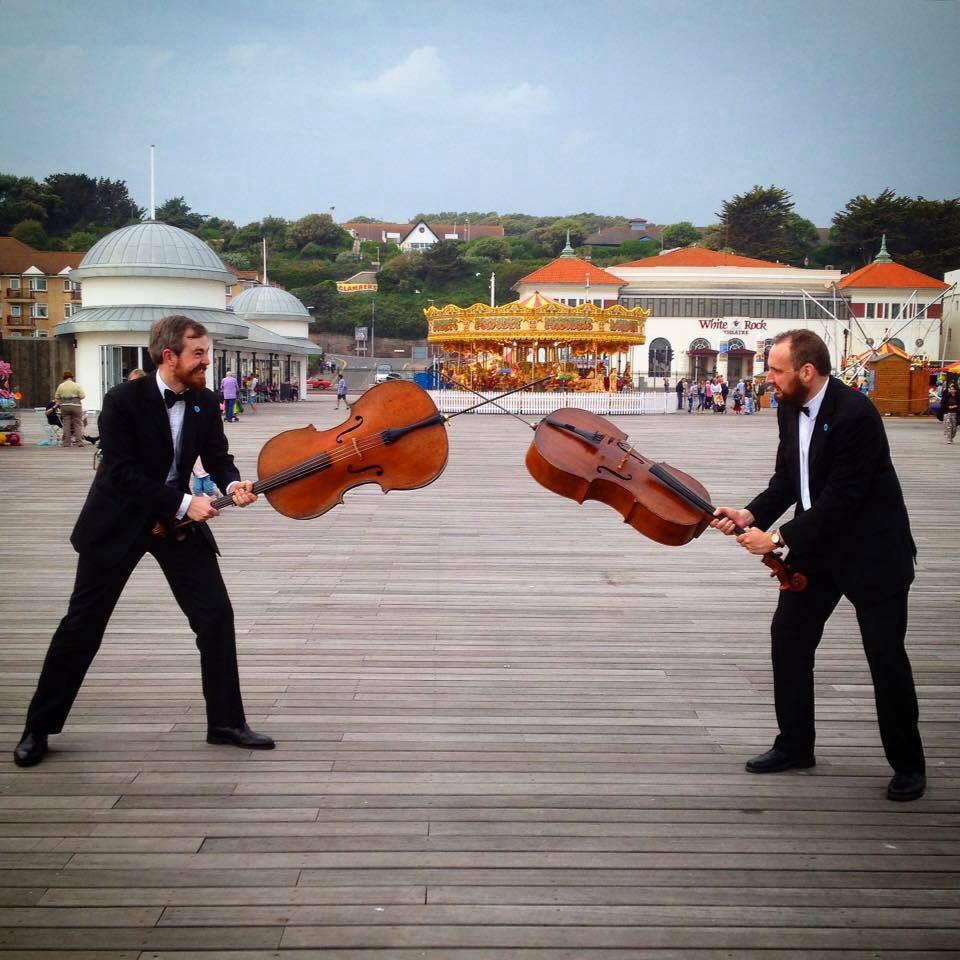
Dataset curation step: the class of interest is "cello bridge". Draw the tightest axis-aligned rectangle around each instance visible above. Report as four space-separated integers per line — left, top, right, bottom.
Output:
351 437 363 460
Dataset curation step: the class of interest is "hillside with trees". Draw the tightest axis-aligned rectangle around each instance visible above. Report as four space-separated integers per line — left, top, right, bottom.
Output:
3 171 957 341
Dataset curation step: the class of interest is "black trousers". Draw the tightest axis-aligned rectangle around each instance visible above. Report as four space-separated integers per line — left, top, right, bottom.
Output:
770 569 924 774
26 528 246 735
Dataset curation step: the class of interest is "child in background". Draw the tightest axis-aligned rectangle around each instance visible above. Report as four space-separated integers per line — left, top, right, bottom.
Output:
192 457 218 497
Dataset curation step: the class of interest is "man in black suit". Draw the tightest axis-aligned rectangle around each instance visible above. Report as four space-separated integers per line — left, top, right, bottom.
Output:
15 315 274 767
713 329 925 801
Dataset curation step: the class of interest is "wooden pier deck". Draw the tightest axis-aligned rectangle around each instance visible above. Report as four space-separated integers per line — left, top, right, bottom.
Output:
1 397 958 958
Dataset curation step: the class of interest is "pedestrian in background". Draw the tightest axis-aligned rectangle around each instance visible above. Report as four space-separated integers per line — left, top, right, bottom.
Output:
336 373 348 410
221 370 239 422
55 370 86 447
940 381 959 443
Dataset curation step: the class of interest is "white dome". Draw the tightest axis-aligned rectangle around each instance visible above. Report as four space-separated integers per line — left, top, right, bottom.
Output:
71 222 233 284
230 284 311 320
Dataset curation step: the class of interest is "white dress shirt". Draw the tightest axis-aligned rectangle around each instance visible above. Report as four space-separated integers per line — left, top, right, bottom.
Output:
155 373 193 520
798 380 828 511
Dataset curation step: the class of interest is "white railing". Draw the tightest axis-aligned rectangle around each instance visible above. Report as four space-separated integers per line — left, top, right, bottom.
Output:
427 390 678 415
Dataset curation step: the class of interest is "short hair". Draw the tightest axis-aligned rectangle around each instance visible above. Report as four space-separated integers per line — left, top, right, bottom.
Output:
774 329 831 376
62 370 74 380
148 315 208 365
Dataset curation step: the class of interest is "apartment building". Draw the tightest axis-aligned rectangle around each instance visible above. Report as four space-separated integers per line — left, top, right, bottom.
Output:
0 238 84 338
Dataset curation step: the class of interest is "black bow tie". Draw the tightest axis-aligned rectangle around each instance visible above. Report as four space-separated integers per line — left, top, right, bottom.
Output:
800 405 811 417
164 389 187 408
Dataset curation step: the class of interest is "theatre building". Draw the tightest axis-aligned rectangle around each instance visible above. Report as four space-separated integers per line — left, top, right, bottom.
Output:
514 245 952 387
515 248 845 385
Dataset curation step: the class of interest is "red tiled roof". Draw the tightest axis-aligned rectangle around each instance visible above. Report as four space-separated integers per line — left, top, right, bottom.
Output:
837 261 947 290
616 248 782 269
518 256 624 286
0 237 85 275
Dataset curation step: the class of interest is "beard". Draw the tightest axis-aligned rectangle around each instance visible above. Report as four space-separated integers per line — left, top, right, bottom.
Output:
174 362 208 391
774 374 808 408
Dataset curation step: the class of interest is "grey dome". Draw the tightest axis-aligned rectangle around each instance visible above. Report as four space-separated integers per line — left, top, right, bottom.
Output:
230 284 311 320
71 222 234 283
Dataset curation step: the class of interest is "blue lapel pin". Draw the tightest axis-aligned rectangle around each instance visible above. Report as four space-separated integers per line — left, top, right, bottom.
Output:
823 423 828 432
194 405 200 413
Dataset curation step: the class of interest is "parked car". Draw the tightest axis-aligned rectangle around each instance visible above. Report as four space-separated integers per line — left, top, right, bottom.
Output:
307 377 332 390
374 363 393 384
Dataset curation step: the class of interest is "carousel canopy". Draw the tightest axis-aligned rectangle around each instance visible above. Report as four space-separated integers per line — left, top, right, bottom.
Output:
425 293 648 353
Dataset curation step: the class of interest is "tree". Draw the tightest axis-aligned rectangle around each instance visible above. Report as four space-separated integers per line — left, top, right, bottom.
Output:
155 196 205 230
531 218 586 256
66 230 97 251
378 252 424 292
466 236 509 261
781 213 821 265
44 173 142 233
660 221 700 249
289 213 349 250
718 185 795 261
698 224 732 252
421 240 467 282
0 174 55 233
830 190 960 276
11 219 49 248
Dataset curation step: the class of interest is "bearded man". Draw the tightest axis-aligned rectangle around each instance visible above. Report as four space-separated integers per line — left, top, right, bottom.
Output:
15 316 274 767
712 329 925 802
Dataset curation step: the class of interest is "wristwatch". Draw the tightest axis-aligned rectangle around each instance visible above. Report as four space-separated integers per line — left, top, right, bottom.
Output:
770 530 783 548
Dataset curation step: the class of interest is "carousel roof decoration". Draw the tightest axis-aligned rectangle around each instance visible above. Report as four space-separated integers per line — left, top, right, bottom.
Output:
425 292 648 353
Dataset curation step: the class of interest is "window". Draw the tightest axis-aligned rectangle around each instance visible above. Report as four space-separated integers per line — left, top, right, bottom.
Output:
64 302 75 317
648 337 673 376
29 277 48 292
32 303 49 319
890 303 901 319
10 304 21 317
866 302 875 319
9 277 20 289
63 278 72 291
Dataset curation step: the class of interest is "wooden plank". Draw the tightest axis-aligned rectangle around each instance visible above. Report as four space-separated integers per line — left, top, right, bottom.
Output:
0 399 957 957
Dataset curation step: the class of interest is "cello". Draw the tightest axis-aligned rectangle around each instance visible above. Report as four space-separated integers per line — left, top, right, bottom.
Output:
525 407 807 592
155 376 549 537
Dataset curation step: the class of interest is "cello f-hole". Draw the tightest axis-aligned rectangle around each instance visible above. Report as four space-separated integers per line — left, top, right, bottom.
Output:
597 465 633 482
335 416 364 444
346 464 384 477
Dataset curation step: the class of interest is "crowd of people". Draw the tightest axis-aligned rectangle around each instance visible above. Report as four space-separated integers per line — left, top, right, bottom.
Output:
218 370 299 421
669 375 765 415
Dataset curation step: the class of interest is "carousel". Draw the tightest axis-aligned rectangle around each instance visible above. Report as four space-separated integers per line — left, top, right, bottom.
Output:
425 291 648 392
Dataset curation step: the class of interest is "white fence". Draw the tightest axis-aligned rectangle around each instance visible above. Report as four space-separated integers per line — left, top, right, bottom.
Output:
427 390 678 416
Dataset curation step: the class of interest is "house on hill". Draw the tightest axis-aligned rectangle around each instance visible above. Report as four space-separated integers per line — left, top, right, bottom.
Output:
343 220 504 253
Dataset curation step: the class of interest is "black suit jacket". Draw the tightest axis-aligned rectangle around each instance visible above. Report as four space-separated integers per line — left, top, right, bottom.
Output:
745 376 916 598
70 375 241 566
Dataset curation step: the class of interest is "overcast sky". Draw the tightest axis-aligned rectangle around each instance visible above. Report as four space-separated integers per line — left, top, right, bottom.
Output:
4 0 957 228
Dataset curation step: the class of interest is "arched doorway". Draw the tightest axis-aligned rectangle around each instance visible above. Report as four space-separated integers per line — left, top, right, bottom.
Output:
726 337 755 382
689 337 717 381
648 337 673 378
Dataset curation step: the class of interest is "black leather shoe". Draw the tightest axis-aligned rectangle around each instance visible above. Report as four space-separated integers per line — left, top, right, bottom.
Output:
745 748 816 774
14 731 48 767
207 723 274 750
887 772 926 802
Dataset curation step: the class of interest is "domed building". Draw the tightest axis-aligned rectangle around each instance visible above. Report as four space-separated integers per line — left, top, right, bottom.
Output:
220 285 314 398
56 222 312 408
